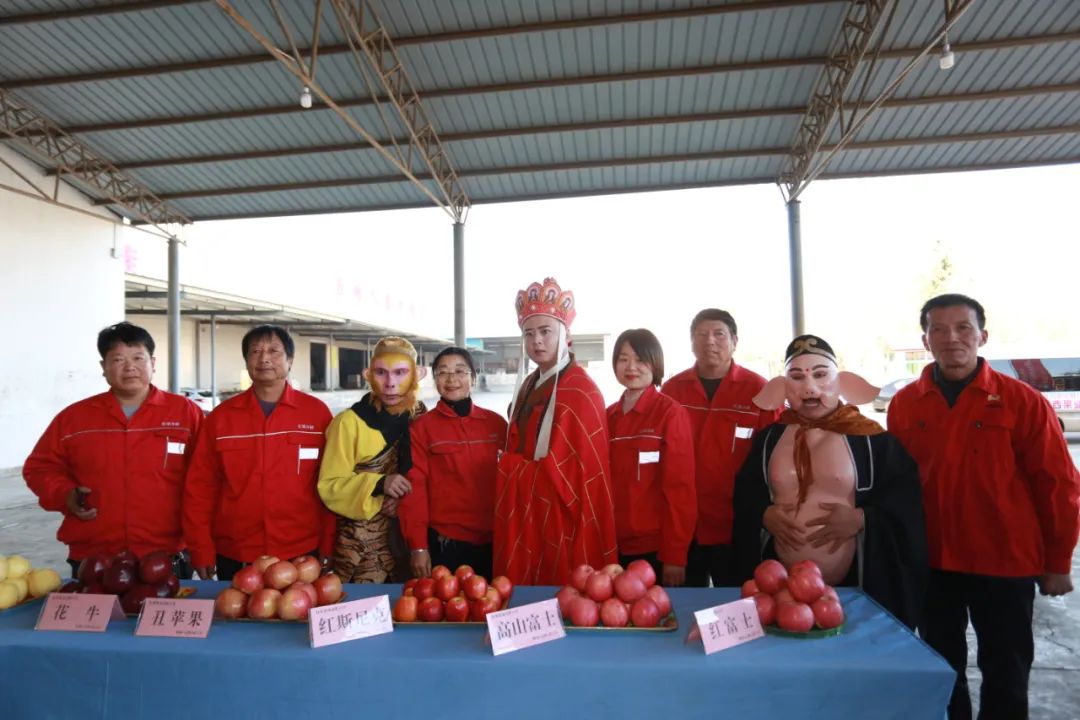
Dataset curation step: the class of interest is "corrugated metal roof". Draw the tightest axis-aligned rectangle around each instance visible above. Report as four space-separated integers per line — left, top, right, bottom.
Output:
1 0 1077 222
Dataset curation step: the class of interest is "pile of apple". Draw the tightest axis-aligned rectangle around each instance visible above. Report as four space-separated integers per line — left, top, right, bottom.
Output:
214 555 342 621
63 550 184 615
743 559 845 633
0 554 63 610
392 565 513 623
554 560 672 628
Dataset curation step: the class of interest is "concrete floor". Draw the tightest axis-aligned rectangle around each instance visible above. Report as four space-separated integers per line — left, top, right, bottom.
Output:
2 433 1078 719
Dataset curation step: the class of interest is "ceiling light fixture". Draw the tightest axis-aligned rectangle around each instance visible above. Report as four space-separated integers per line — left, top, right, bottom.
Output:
300 86 312 109
938 42 955 70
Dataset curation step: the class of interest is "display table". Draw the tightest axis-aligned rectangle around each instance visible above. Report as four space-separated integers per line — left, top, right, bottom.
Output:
0 582 953 718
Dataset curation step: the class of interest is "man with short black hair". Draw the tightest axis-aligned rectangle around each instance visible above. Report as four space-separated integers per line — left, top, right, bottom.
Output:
661 309 778 587
24 322 203 577
889 293 1080 720
184 325 334 580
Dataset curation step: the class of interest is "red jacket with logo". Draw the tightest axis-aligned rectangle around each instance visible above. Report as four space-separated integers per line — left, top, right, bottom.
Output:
23 385 203 561
183 384 334 567
661 363 777 545
607 386 697 565
400 400 508 550
888 360 1080 577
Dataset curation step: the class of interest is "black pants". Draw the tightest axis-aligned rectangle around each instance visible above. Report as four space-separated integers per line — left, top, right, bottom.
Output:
216 549 318 582
685 541 738 588
618 551 662 580
68 551 193 581
428 529 493 580
920 569 1035 720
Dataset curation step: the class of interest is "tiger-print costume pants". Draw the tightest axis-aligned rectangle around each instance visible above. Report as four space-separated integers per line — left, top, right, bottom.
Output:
332 513 410 583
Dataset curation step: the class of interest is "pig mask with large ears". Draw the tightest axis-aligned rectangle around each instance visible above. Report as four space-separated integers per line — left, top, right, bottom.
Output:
752 335 879 412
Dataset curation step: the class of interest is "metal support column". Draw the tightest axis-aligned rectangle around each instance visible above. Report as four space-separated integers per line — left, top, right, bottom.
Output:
328 333 335 390
167 236 180 392
787 199 805 337
453 221 465 347
209 314 217 408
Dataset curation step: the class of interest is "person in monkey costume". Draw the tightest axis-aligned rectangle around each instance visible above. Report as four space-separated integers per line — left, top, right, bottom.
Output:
319 337 427 583
732 334 928 628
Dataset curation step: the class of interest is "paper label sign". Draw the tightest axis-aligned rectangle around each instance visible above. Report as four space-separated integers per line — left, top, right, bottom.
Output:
693 597 764 655
486 598 565 656
309 595 392 648
35 593 124 633
135 598 215 638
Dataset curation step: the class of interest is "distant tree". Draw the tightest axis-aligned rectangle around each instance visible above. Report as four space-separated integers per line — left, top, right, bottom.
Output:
921 238 954 297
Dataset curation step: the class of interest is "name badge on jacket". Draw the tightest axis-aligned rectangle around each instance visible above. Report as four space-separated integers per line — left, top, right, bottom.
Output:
639 451 660 464
299 447 320 461
166 442 186 455
734 427 753 440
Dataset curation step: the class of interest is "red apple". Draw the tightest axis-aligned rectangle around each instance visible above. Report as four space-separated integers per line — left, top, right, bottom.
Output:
414 577 437 600
279 587 314 620
119 583 158 614
740 579 760 598
81 582 106 595
287 581 317 606
490 575 513 602
444 596 470 622
821 585 840 603
556 586 580 617
600 563 625 577
631 597 662 628
164 574 180 597
102 562 136 594
312 573 343 606
569 564 595 592
811 597 845 629
585 571 614 602
59 580 82 594
754 559 788 595
77 555 109 586
291 555 321 584
392 595 418 622
463 575 488 601
788 570 826 604
264 560 299 590
253 555 279 574
214 588 248 618
247 588 282 619
774 588 795 606
626 559 656 588
454 565 475 583
613 572 647 603
777 601 815 633
431 565 452 581
753 592 778 626
232 565 264 594
435 575 460 602
645 585 672 617
568 596 600 627
468 597 496 622
600 597 630 627
110 550 138 569
789 559 823 577
138 551 174 584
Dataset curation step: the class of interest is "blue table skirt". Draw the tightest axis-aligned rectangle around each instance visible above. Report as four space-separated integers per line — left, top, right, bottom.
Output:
0 582 953 719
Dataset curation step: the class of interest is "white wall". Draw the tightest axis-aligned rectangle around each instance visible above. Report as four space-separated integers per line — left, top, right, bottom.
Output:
0 147 125 469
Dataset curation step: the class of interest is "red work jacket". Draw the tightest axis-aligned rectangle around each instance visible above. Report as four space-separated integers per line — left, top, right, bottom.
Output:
607 385 697 565
183 384 334 567
23 385 203 561
399 400 508 550
888 360 1080 577
661 363 776 545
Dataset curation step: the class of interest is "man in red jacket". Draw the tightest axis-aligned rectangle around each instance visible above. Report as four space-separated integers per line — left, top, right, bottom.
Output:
661 308 777 587
889 293 1080 720
24 322 203 577
184 325 334 580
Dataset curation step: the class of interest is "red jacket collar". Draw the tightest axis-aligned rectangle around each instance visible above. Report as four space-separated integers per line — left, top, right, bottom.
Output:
670 360 747 388
433 398 480 418
238 382 300 409
913 357 997 398
612 384 660 418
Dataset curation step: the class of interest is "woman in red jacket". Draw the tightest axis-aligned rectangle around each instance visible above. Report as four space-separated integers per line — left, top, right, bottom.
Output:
400 347 508 579
607 329 697 586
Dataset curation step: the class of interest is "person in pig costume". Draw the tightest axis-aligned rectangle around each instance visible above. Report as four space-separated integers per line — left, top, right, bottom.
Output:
732 335 928 628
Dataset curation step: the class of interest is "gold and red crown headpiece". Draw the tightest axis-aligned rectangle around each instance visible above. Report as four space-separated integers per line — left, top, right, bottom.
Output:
514 277 576 329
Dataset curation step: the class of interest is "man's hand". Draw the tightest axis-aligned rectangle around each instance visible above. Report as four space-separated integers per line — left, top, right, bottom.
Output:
380 496 400 517
194 566 216 580
383 474 412 499
763 504 804 552
65 486 97 521
410 549 431 579
805 502 864 553
1038 573 1073 596
662 563 685 587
